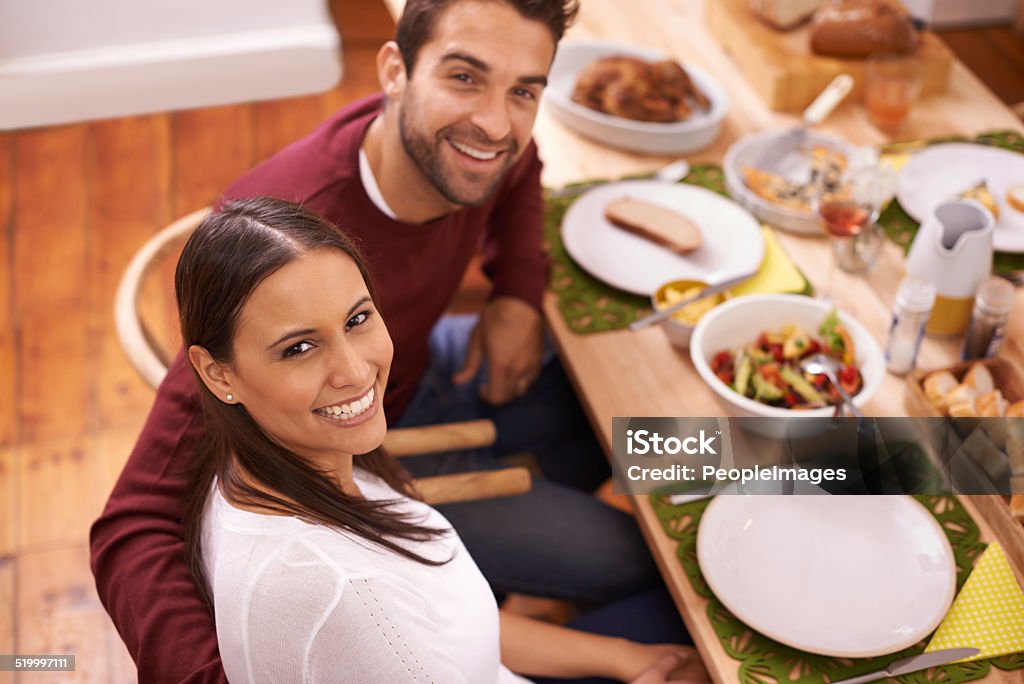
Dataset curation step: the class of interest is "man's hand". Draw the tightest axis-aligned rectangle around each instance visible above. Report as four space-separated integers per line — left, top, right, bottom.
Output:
453 297 544 405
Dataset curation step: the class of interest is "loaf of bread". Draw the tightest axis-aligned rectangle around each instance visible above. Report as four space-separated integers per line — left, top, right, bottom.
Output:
604 197 702 255
809 0 918 58
749 0 824 30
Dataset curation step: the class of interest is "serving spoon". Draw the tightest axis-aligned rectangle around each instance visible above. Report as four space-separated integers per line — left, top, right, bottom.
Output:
800 353 863 418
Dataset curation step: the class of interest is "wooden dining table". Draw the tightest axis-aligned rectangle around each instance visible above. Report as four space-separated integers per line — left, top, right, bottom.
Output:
380 0 1024 680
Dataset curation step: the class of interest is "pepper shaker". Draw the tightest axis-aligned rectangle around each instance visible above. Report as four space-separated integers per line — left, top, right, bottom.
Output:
961 276 1014 361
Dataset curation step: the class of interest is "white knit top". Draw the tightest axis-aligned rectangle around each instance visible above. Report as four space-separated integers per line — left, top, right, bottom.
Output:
201 471 531 683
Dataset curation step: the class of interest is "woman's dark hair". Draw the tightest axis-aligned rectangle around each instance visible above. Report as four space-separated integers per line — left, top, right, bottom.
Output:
396 0 579 74
177 196 447 609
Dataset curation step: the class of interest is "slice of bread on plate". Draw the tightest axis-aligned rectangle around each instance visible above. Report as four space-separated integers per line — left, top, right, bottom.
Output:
604 197 703 255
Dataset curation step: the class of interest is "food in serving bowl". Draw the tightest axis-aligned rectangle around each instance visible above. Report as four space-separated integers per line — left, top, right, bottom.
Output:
724 131 852 234
652 280 728 348
742 146 847 212
690 294 884 419
545 41 729 155
707 310 863 409
572 56 711 123
605 197 702 255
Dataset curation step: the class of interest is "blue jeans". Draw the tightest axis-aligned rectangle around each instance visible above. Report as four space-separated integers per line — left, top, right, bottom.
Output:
395 315 660 605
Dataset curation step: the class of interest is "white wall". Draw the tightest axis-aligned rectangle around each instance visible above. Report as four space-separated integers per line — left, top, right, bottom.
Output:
0 0 343 130
901 0 1016 28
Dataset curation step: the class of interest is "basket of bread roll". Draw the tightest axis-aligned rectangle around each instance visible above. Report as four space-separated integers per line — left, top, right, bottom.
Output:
908 358 1024 524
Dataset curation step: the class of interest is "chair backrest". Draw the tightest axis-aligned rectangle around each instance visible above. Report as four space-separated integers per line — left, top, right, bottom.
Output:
114 207 209 389
112 209 530 505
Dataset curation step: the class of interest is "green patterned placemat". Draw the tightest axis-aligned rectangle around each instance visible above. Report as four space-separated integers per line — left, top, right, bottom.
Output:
545 130 1024 335
650 494 1024 683
879 129 1024 274
543 164 806 335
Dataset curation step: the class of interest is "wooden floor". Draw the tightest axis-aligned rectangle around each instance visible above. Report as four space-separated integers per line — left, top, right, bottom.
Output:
1 5 1023 682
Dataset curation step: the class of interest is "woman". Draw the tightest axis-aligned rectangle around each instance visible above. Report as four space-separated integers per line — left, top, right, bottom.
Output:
178 196 707 683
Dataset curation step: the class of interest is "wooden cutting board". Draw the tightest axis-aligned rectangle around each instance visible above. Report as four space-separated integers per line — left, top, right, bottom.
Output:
707 0 954 112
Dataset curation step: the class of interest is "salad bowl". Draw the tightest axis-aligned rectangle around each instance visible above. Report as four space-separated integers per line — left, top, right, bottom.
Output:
689 295 884 425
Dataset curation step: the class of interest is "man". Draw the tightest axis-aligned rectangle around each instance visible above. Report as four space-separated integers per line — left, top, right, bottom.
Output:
91 1 661 680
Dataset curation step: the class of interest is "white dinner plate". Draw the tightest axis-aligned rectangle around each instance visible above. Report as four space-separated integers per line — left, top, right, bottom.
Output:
560 181 764 295
897 143 1024 253
544 40 729 155
696 496 956 658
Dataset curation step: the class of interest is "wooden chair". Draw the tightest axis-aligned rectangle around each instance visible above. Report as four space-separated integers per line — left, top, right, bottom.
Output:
113 208 531 506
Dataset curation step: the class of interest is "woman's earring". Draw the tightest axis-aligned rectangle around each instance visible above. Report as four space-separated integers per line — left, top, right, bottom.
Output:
226 393 234 402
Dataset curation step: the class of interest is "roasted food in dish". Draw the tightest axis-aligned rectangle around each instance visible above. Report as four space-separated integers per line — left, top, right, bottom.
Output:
572 56 711 123
742 146 847 212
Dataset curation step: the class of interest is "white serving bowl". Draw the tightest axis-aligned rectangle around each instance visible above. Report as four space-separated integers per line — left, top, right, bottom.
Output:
545 40 729 155
723 130 851 235
689 294 884 423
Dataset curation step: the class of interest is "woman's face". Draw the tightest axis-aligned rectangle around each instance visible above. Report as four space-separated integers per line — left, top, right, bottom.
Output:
222 249 393 461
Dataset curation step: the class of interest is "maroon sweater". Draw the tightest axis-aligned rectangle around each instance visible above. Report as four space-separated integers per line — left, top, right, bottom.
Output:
90 94 548 683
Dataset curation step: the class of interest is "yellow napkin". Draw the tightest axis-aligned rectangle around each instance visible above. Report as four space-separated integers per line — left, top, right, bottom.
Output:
926 541 1024 661
729 226 808 297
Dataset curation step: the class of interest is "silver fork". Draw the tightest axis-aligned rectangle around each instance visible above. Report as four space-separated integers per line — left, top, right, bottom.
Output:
548 159 691 199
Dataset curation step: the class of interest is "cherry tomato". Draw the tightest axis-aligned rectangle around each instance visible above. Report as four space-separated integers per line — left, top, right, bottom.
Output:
805 339 821 355
711 351 733 373
838 365 861 395
783 392 799 408
717 369 734 385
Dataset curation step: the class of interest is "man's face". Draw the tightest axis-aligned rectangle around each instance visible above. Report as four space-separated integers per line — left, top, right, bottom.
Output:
397 0 555 206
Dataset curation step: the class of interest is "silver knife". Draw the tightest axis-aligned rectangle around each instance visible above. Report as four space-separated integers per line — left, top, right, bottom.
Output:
830 647 980 684
628 273 752 332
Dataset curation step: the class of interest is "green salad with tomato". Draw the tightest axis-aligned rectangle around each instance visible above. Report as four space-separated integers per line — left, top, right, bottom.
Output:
708 310 863 409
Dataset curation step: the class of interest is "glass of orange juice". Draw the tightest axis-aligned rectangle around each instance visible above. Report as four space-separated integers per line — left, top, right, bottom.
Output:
863 53 924 133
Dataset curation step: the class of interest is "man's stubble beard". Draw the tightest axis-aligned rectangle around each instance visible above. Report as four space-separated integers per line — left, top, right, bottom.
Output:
397 90 519 207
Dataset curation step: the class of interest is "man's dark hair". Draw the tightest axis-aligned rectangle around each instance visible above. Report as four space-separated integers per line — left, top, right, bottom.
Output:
395 0 579 74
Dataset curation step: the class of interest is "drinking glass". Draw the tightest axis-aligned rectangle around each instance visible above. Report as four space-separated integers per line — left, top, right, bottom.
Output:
863 53 924 134
812 159 885 300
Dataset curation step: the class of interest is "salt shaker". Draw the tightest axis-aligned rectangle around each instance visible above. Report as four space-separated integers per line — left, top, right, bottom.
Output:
961 276 1014 361
886 277 936 375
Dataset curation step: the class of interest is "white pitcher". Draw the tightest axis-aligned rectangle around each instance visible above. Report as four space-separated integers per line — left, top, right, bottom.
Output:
905 199 994 337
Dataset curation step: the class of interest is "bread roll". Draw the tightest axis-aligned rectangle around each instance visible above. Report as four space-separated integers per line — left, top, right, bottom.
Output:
977 390 1007 418
963 363 996 395
923 370 957 410
1006 400 1024 418
604 197 703 255
809 0 919 58
947 398 977 418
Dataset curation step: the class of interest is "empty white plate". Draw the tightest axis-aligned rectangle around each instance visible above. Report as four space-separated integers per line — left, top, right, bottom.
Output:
897 143 1024 253
560 180 764 295
697 496 956 658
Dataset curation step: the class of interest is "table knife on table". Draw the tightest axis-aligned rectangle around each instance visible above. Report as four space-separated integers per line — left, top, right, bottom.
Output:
830 647 979 684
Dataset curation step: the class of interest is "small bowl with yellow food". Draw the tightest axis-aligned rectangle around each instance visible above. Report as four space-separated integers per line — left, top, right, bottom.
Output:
651 279 729 349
